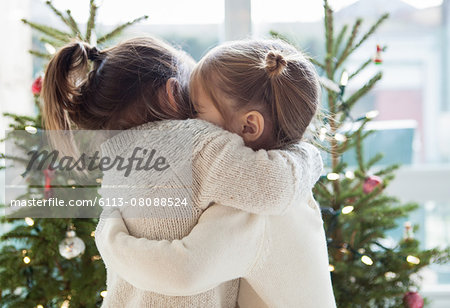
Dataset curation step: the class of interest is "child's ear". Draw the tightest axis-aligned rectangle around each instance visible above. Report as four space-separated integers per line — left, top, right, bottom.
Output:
165 77 180 112
239 111 265 143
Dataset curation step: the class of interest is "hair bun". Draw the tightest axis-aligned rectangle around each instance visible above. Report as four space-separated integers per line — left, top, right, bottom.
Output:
264 51 287 77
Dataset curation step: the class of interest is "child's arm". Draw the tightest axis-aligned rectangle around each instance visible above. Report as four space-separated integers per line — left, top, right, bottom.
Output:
191 119 323 215
95 205 265 296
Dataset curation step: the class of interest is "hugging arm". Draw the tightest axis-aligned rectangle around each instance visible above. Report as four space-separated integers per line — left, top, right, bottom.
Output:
95 205 264 296
192 120 323 215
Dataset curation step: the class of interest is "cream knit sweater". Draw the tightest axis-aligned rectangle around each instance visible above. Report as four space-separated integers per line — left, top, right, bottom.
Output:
95 118 330 307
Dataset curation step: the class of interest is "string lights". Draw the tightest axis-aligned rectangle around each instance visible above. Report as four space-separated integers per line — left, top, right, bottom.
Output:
345 171 355 179
319 127 328 141
91 255 102 261
406 255 420 265
334 133 347 142
327 173 340 181
340 70 349 87
384 272 397 281
341 206 354 215
317 67 422 275
365 110 379 120
320 207 422 269
23 256 31 264
361 255 374 266
25 126 37 134
339 70 349 99
61 299 70 308
25 217 34 226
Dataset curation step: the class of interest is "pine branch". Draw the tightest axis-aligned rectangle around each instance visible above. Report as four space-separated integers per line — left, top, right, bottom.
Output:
352 118 370 139
430 247 450 264
85 0 98 43
21 19 70 42
349 58 372 80
333 24 348 55
97 15 149 45
333 128 373 161
374 164 400 176
324 0 334 79
269 30 292 44
314 181 333 199
323 1 343 200
360 129 375 141
2 113 38 124
334 18 362 70
29 50 52 60
1 224 41 241
44 1 80 37
366 153 384 170
342 72 383 111
66 10 82 39
336 188 361 204
336 136 352 153
310 57 326 70
45 1 69 25
1 153 32 164
353 184 384 212
333 161 348 174
355 132 364 172
39 36 64 49
382 173 396 185
270 30 325 69
348 13 389 57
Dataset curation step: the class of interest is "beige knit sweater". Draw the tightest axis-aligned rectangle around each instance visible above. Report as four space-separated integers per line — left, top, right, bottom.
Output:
95 118 325 307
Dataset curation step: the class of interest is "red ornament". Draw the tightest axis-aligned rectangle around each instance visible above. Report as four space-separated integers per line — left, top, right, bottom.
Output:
363 175 383 194
32 76 43 95
374 44 383 65
43 168 56 199
403 291 424 308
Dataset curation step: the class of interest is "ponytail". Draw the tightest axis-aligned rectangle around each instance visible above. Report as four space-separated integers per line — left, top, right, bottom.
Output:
41 41 105 159
264 50 319 147
42 41 101 130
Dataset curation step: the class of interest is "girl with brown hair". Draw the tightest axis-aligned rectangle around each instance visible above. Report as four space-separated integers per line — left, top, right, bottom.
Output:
95 39 336 307
42 37 325 307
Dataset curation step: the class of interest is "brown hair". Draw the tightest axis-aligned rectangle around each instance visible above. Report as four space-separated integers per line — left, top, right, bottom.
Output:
42 36 195 131
190 39 321 149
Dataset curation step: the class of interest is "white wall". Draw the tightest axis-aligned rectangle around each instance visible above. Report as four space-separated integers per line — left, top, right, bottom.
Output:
0 0 34 142
0 0 33 234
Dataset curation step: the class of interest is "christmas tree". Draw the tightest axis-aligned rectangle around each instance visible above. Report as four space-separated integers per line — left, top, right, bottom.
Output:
272 1 450 307
0 1 147 307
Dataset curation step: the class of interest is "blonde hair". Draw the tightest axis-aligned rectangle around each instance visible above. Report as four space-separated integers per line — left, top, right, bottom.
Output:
190 39 321 149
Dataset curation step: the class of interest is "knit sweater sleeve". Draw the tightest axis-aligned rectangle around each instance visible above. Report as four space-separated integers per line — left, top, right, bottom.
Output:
95 206 265 296
190 119 323 215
